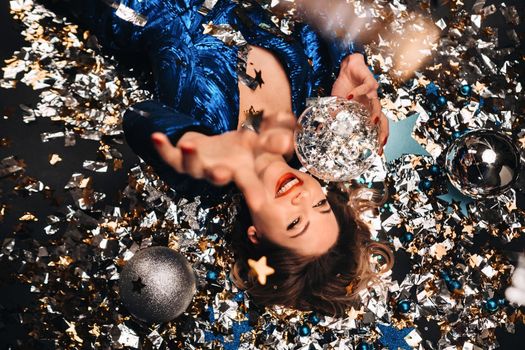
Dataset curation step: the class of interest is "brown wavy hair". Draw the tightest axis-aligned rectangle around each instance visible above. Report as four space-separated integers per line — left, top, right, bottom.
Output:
230 182 393 316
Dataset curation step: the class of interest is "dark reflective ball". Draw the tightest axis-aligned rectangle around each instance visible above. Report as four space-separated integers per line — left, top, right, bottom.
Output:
437 96 447 106
429 164 441 175
308 313 321 325
357 342 374 350
397 299 411 314
445 130 520 198
484 298 499 313
401 232 414 243
206 270 218 281
452 130 463 139
447 280 462 291
298 324 311 337
440 271 451 282
119 246 196 323
460 84 471 96
419 179 433 191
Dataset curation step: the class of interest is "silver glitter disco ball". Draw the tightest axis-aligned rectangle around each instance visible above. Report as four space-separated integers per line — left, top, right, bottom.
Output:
294 97 379 181
119 246 196 323
445 129 521 198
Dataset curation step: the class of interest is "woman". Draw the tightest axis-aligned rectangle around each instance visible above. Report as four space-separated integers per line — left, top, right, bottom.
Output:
61 0 393 315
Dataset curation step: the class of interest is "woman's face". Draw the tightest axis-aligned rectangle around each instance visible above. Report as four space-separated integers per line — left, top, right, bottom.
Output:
246 155 339 256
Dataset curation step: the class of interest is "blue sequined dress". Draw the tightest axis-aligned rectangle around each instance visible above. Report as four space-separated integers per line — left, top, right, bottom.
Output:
65 0 363 194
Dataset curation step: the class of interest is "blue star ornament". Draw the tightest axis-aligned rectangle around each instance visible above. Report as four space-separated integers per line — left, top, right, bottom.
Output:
425 82 439 96
377 324 415 350
383 113 430 162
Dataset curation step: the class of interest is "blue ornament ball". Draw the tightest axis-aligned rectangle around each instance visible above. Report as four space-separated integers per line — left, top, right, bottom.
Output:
357 342 374 350
397 299 411 314
460 84 471 96
437 96 447 106
440 271 451 282
419 179 432 191
447 279 462 291
484 298 499 312
452 130 463 139
429 164 441 175
206 270 218 281
308 313 321 325
298 324 311 337
234 292 244 302
401 232 414 243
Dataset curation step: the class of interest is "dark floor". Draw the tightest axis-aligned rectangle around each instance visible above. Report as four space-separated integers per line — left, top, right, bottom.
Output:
1 0 524 349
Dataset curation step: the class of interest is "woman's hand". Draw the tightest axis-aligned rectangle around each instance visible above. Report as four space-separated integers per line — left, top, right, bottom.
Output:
151 129 292 210
331 53 389 155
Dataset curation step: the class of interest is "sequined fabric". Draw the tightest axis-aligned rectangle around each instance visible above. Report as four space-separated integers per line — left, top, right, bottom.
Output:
62 0 362 192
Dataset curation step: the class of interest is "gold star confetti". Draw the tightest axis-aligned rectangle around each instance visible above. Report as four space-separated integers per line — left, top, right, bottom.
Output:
347 306 366 320
248 256 275 285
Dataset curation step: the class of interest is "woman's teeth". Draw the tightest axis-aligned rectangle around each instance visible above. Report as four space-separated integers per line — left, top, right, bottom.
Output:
277 178 299 195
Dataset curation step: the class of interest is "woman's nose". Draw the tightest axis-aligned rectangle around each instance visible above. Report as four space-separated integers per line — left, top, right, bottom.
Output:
291 190 309 205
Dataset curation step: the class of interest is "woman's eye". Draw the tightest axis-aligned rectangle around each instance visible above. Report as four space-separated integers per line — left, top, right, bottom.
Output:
314 199 328 208
287 217 300 230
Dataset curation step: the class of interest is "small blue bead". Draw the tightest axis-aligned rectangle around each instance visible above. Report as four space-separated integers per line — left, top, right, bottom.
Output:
447 280 462 291
298 325 311 337
485 298 499 312
206 270 218 281
437 96 447 106
419 179 432 191
429 165 441 175
460 84 471 96
357 342 374 350
498 298 507 306
440 271 450 281
397 299 411 313
308 313 321 325
401 232 414 243
234 292 244 302
430 103 437 112
452 131 462 139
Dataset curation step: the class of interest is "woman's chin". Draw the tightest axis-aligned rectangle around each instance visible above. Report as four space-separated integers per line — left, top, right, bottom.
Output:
259 158 294 195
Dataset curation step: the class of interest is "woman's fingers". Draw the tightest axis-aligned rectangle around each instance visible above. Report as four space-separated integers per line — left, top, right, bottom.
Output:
151 132 183 172
204 166 232 186
181 146 205 179
349 76 379 98
377 113 389 156
261 111 296 131
259 128 294 156
152 132 205 177
233 167 266 212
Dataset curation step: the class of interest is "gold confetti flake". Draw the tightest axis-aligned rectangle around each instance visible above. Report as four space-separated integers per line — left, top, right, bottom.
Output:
49 153 62 165
19 212 38 221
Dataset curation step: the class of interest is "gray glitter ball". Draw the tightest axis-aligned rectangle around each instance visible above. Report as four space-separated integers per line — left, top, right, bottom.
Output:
294 97 379 181
119 246 197 323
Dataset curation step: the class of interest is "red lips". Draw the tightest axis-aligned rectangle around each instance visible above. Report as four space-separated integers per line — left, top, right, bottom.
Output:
275 172 303 198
